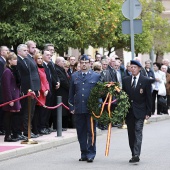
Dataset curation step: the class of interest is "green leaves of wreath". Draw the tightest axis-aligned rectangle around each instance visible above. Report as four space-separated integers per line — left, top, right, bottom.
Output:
88 82 130 126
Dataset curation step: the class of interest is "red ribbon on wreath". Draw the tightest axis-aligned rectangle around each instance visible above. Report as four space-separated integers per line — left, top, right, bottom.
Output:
91 82 120 156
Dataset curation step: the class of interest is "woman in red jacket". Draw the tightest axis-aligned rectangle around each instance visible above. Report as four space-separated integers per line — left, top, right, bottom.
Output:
32 53 49 136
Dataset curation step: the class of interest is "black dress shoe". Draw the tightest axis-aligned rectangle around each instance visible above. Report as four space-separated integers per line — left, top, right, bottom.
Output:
30 133 39 138
18 135 28 140
39 129 49 135
46 128 52 134
79 158 87 161
4 136 19 142
35 134 40 137
36 133 43 136
13 134 27 140
24 133 38 138
62 128 67 131
129 156 140 163
50 129 56 132
87 158 94 162
0 130 5 135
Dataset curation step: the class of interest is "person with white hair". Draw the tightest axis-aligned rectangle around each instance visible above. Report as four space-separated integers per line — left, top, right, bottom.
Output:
162 58 170 73
106 56 118 82
55 57 70 130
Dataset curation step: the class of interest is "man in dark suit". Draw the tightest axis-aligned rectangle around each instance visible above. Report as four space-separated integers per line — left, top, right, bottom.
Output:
122 60 152 163
106 56 118 82
55 56 70 130
69 54 100 163
0 46 9 135
25 41 41 137
67 56 76 77
16 44 39 139
16 44 30 140
43 44 60 132
25 41 40 95
39 50 53 135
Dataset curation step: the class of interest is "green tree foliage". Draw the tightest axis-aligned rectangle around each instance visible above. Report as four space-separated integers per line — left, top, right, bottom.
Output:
0 0 169 56
105 0 170 57
138 0 170 57
0 0 119 52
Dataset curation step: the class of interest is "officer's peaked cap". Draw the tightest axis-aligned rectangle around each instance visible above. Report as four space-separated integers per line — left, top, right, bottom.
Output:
130 60 142 67
80 54 89 61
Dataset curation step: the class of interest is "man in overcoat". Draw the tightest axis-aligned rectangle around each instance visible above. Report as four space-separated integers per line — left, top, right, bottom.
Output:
122 60 152 163
68 54 100 163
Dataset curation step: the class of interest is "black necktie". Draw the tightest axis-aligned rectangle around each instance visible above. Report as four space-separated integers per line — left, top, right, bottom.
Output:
46 65 51 78
131 77 136 89
82 73 86 78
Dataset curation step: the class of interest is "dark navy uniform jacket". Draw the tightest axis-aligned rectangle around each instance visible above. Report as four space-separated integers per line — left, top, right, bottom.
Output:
122 74 152 119
69 70 100 113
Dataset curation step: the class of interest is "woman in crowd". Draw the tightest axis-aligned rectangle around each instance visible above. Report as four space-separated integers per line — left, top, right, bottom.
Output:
64 60 71 79
1 52 21 142
55 57 70 130
93 62 102 73
124 62 132 77
32 53 49 136
152 62 166 115
72 61 80 72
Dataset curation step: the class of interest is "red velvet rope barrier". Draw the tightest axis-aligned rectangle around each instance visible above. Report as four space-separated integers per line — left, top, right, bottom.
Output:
0 94 31 107
0 92 116 110
0 92 69 110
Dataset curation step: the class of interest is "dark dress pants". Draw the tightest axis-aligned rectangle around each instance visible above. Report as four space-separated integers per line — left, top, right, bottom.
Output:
152 90 162 114
126 111 144 157
32 105 42 134
75 113 96 159
49 91 57 130
4 111 12 136
12 111 22 136
167 95 170 108
4 111 19 137
0 107 4 132
39 93 52 130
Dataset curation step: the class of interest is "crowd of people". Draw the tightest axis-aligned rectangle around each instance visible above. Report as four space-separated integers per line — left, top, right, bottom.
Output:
0 42 75 142
0 42 170 163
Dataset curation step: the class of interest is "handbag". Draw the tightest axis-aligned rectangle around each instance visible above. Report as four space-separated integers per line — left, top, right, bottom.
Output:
158 96 167 108
158 82 166 96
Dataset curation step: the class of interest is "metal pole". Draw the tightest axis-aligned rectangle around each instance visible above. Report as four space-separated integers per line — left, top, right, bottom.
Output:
150 0 156 66
150 47 154 68
57 96 62 137
130 0 135 59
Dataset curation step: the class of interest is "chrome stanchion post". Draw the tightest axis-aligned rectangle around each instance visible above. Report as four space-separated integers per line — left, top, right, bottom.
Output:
57 96 62 137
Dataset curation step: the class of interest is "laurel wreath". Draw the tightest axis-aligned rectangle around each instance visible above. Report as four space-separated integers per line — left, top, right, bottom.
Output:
88 82 130 126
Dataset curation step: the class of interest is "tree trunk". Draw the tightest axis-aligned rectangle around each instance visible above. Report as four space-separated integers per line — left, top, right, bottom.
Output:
115 48 124 62
156 51 164 63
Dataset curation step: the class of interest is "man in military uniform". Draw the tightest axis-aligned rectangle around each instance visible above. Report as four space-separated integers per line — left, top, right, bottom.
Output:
68 54 100 163
122 60 152 163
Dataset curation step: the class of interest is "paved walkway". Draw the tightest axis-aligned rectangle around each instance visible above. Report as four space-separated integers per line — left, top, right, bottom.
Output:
0 114 169 161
